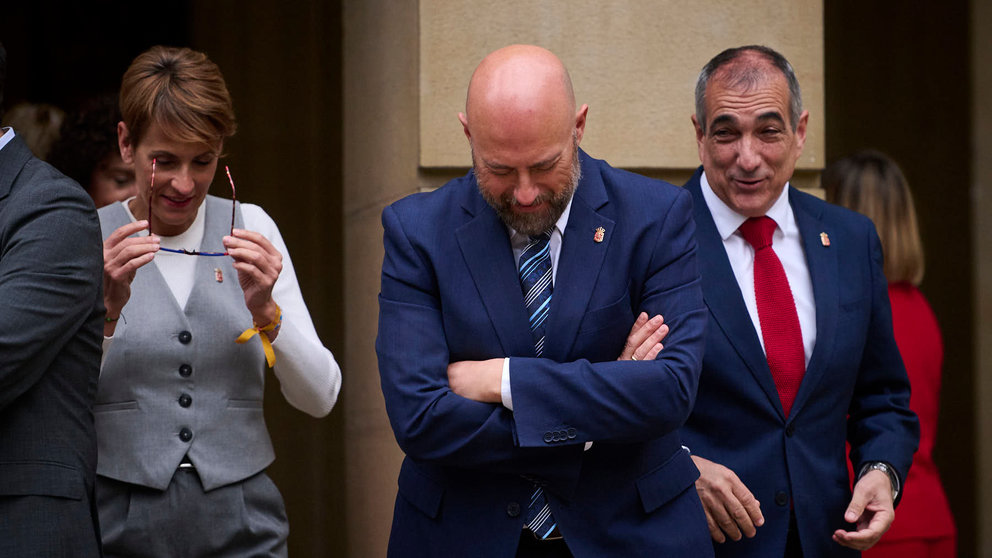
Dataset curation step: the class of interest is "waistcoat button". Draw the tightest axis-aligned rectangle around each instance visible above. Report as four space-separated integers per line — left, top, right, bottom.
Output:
178 330 192 344
178 394 192 408
179 364 193 377
179 427 193 442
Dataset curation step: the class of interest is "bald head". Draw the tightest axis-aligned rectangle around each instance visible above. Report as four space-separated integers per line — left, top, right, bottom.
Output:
461 45 579 146
458 45 587 236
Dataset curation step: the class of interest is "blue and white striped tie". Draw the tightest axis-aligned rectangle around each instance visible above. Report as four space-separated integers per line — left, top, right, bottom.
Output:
518 230 558 539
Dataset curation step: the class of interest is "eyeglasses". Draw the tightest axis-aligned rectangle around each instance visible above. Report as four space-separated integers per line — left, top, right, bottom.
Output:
147 157 237 256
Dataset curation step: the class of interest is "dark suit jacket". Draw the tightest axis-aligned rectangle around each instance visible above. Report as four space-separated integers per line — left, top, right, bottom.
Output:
0 133 104 556
681 167 919 558
376 150 713 558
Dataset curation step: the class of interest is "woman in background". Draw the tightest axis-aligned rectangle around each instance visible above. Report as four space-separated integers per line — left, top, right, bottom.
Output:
97 45 341 557
49 93 137 207
824 150 956 558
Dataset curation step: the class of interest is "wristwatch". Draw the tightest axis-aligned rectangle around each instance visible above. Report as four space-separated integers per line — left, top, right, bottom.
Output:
859 461 900 501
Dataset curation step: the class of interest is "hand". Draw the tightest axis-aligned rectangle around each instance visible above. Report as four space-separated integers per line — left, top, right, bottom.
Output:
224 229 283 336
103 220 159 333
447 359 503 403
691 455 764 543
832 469 894 550
617 312 668 361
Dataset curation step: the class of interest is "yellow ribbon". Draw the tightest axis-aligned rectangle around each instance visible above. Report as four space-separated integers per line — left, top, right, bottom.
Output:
236 304 281 368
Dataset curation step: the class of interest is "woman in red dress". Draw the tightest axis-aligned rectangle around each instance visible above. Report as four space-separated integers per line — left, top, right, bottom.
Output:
824 151 957 558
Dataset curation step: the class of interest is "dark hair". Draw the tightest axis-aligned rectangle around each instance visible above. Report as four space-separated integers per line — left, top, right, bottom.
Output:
695 45 803 133
48 93 122 190
823 150 924 285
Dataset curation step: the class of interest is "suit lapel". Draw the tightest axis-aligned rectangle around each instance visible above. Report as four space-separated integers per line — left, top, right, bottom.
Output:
543 160 613 361
786 190 838 418
0 135 33 202
687 171 785 419
456 183 536 358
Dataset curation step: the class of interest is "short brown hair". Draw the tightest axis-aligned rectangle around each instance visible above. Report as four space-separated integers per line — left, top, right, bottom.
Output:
119 46 236 146
823 150 925 285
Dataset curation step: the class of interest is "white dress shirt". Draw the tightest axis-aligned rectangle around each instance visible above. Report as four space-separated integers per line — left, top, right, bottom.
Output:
0 127 15 151
104 198 342 417
700 171 816 365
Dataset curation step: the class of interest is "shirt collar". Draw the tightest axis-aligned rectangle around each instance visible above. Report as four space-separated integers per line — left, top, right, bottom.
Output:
700 169 796 240
0 127 15 152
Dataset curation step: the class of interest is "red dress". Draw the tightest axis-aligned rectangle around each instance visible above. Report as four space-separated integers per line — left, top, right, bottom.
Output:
865 282 956 556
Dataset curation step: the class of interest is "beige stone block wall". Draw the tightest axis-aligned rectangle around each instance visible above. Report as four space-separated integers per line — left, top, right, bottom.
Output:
343 3 421 557
419 0 824 172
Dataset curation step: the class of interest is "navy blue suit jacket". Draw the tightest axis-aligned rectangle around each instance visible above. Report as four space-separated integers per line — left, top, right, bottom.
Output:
0 133 104 556
376 151 713 557
681 168 919 558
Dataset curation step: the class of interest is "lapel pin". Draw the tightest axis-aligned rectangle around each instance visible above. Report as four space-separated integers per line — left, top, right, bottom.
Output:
594 227 606 243
820 232 830 247
214 268 224 283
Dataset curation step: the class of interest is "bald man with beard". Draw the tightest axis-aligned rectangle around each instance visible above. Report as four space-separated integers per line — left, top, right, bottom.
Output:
376 45 713 558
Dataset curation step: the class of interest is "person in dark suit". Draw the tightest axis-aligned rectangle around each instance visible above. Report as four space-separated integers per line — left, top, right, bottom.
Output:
679 45 920 558
0 41 105 557
376 44 712 558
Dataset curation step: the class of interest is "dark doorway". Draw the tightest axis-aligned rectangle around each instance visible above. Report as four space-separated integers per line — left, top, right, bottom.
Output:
1 2 191 112
825 1 974 555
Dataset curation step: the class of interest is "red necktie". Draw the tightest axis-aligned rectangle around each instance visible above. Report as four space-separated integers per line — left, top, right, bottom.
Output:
738 216 805 417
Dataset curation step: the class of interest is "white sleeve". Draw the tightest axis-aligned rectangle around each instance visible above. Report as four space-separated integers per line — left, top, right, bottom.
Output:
242 203 342 417
100 336 114 376
500 357 513 410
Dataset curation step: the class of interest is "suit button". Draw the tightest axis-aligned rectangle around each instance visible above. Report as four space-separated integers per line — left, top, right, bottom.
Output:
178 393 192 408
179 364 193 377
785 424 795 437
179 427 193 442
506 502 521 518
543 432 553 443
567 428 576 439
775 491 789 507
178 330 192 344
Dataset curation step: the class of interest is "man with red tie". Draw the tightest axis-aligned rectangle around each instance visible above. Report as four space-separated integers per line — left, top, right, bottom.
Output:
680 45 919 558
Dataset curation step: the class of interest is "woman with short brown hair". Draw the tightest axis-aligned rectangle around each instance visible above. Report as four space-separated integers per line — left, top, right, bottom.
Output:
96 45 341 557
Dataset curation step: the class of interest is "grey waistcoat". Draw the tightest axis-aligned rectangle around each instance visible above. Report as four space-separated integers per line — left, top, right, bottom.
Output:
96 196 273 491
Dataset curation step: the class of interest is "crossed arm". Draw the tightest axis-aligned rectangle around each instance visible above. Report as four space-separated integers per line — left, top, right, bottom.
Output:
447 312 669 403
376 193 704 484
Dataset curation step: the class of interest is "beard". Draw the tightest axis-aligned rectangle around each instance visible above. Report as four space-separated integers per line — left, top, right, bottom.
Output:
476 139 581 236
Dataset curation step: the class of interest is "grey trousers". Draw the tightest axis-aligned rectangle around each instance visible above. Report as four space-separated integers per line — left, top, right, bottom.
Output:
97 468 289 557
